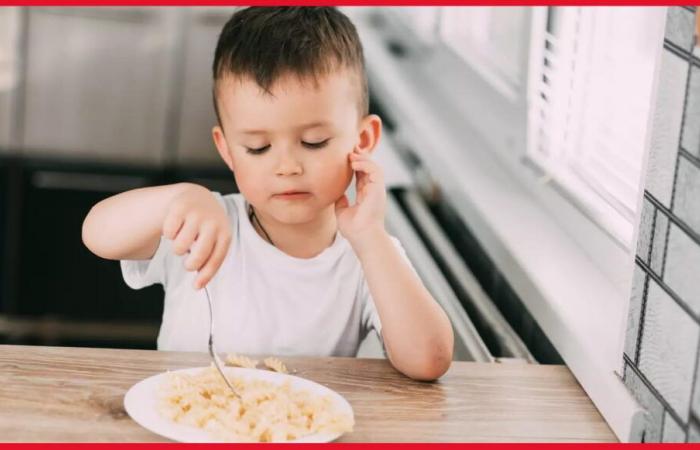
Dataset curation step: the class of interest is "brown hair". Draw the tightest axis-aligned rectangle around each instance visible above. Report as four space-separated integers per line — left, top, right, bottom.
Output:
212 7 368 125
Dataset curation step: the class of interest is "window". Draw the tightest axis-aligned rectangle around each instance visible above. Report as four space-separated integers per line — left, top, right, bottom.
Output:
379 6 662 248
391 7 529 97
439 7 528 96
528 7 662 247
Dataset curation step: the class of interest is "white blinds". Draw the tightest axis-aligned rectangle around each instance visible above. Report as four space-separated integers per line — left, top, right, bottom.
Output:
529 7 661 226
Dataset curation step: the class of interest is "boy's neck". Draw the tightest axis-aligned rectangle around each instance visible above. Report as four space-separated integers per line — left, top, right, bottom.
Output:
251 205 338 259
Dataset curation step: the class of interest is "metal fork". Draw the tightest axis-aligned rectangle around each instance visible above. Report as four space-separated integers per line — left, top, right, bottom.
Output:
203 283 241 399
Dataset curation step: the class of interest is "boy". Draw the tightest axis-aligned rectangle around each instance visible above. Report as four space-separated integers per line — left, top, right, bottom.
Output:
82 7 453 381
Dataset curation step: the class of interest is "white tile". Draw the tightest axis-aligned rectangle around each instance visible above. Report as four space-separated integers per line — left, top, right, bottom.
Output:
692 354 700 421
639 280 700 421
662 411 687 442
665 7 696 52
690 420 700 442
664 224 700 315
651 211 669 275
673 157 700 236
624 363 665 442
646 51 688 207
625 264 647 361
682 65 700 156
636 198 655 263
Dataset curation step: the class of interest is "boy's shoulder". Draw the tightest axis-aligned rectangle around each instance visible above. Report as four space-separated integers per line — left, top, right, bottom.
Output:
211 191 246 220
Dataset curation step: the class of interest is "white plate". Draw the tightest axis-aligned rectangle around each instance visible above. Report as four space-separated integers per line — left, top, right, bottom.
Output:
124 366 354 443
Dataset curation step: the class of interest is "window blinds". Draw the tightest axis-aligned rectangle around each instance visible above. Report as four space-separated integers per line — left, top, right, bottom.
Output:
529 7 661 224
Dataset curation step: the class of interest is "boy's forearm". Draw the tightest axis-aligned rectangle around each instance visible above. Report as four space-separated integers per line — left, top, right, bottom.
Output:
353 229 454 380
82 182 201 260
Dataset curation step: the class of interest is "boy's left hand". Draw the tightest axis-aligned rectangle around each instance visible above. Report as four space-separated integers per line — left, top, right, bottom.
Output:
335 150 386 248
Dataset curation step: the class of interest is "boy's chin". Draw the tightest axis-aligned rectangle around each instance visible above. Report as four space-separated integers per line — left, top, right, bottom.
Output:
268 203 332 224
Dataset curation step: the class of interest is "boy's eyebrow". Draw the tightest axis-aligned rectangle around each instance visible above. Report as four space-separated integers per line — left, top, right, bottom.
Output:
237 120 333 135
237 129 267 135
294 120 333 130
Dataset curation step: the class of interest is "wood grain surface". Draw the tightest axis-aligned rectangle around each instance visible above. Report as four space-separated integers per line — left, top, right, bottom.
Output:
0 345 616 442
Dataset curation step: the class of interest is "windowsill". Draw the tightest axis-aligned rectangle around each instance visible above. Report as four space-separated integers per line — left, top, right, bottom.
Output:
353 10 644 442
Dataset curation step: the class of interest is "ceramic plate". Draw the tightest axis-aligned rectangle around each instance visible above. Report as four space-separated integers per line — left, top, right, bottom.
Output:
124 366 353 443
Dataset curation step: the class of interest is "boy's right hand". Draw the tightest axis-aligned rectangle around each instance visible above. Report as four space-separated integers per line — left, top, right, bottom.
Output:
162 184 232 289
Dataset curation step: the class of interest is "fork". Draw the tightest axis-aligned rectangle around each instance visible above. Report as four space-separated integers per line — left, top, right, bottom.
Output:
203 283 241 399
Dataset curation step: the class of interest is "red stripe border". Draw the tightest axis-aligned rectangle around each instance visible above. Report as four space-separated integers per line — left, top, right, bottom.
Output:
2 444 700 448
0 1 694 5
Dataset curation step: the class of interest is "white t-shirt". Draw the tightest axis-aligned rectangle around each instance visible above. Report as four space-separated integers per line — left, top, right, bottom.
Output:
121 192 412 357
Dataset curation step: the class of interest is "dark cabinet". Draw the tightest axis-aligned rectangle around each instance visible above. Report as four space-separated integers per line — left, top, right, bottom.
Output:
0 156 236 348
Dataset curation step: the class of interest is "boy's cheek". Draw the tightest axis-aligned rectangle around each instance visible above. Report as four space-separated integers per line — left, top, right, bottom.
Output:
313 160 353 199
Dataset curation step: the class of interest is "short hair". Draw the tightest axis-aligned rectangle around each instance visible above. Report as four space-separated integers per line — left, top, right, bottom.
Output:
212 7 369 125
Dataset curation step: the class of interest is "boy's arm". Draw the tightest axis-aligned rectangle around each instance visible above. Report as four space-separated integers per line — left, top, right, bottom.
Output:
82 182 231 289
82 183 193 261
353 231 454 381
336 151 454 381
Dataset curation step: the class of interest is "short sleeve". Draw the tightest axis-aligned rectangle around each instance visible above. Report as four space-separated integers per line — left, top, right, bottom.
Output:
359 236 417 339
120 236 172 289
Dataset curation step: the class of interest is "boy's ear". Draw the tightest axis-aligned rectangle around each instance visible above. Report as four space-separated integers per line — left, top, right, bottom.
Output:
212 125 235 172
355 114 382 155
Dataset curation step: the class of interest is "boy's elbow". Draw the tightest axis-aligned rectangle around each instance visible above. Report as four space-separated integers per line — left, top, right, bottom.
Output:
399 338 454 382
82 206 108 258
416 321 455 381
414 343 453 381
81 210 98 255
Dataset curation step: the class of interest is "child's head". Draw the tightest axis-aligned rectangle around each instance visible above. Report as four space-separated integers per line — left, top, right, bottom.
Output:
211 7 381 225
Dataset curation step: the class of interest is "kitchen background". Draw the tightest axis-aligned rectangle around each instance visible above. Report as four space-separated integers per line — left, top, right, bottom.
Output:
0 5 697 442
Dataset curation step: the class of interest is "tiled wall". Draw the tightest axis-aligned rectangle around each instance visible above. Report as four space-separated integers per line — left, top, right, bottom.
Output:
623 6 700 443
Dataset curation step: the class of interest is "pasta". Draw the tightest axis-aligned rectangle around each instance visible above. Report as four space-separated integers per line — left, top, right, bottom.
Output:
157 366 353 442
263 357 288 374
225 354 259 369
224 353 290 374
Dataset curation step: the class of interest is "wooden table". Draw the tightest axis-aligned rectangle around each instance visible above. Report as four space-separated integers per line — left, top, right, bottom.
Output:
0 345 615 442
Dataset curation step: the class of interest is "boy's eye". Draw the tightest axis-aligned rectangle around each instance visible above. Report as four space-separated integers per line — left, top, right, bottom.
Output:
245 145 270 155
302 139 330 150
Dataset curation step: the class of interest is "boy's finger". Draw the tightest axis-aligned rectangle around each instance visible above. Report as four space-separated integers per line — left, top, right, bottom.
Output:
356 170 367 192
350 159 377 172
172 219 199 256
350 151 370 160
334 194 350 213
162 212 184 240
185 226 216 271
351 160 383 183
195 234 230 289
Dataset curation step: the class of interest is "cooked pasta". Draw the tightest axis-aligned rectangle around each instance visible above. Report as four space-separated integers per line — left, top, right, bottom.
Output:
263 357 288 374
225 354 259 369
157 366 353 442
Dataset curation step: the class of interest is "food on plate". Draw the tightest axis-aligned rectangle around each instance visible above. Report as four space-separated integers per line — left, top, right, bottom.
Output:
225 354 259 369
262 357 288 374
157 366 353 442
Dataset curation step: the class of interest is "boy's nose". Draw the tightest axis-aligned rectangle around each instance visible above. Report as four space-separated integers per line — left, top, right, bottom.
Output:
275 149 303 176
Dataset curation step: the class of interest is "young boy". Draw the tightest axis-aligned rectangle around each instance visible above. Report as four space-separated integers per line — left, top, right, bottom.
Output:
82 7 453 381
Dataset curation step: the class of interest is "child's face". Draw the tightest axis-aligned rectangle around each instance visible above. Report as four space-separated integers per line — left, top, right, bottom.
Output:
213 70 378 225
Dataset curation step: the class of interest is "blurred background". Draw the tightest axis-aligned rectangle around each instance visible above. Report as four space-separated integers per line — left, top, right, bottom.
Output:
0 6 698 440
0 7 244 349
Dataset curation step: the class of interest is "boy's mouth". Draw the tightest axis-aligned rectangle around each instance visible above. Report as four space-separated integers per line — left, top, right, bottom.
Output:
273 191 311 200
